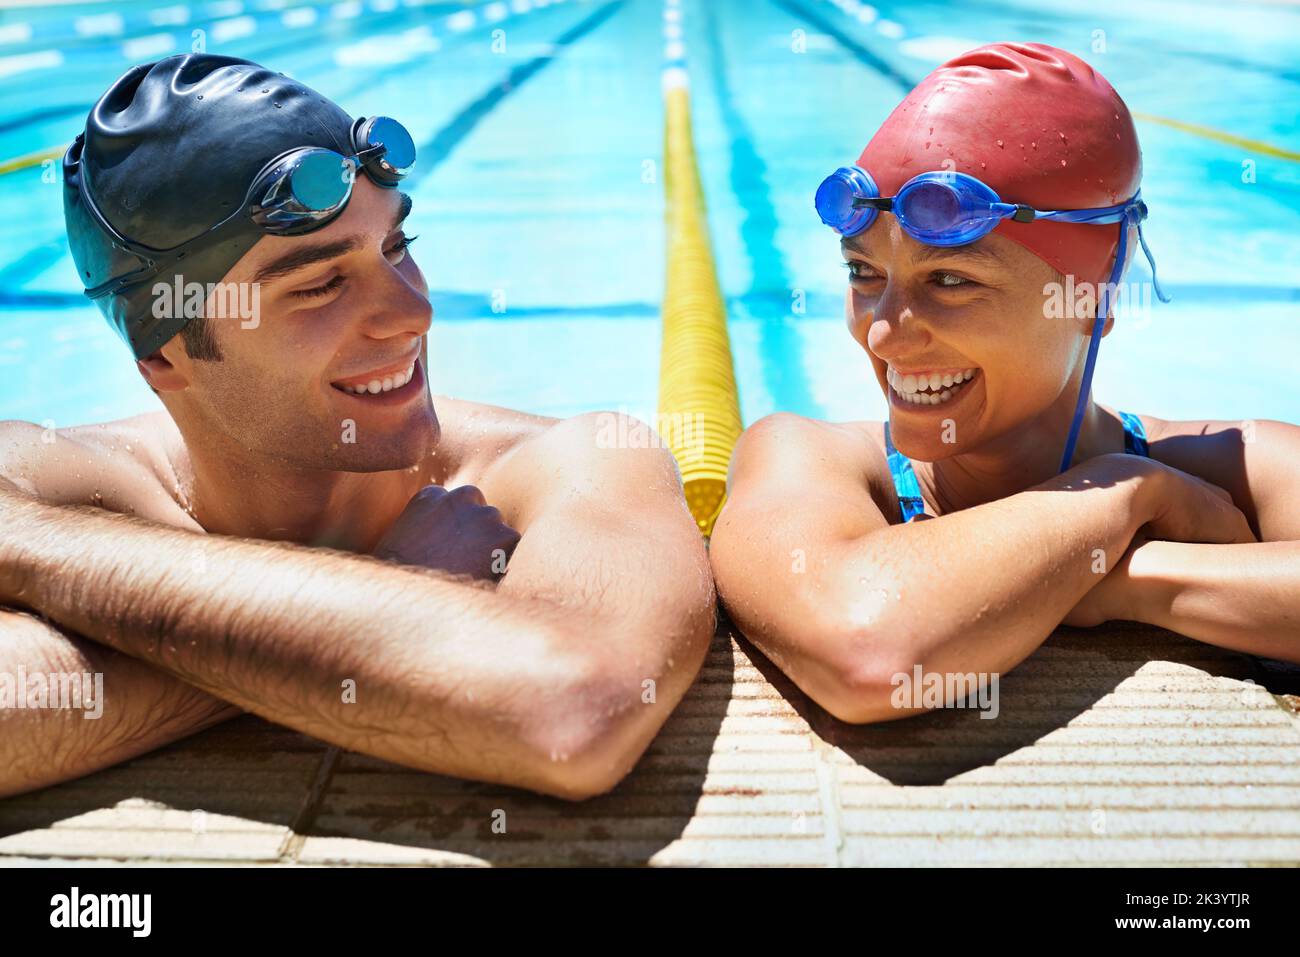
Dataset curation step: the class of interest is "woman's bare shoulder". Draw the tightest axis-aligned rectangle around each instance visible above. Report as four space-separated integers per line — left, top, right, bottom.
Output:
1128 411 1300 538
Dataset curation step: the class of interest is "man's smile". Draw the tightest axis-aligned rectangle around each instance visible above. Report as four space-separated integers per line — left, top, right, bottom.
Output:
331 347 422 397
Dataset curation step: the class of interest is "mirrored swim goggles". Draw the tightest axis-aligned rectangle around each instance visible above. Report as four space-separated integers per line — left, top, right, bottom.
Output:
82 115 417 301
817 165 1172 472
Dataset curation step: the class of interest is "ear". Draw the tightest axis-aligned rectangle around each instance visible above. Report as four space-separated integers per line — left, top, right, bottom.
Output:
1076 303 1115 340
1098 225 1138 340
136 336 191 392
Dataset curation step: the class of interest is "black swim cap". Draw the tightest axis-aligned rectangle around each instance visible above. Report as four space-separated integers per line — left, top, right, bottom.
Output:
63 54 356 359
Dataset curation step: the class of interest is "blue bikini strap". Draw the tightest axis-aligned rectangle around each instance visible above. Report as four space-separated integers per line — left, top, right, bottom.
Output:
886 415 1145 523
883 422 926 523
1118 410 1149 457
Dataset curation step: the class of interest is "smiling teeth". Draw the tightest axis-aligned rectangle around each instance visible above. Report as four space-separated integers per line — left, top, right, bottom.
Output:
340 362 416 395
887 366 978 405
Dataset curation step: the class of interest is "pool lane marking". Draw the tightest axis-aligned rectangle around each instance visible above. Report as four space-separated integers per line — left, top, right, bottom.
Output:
697 0 816 417
657 0 744 537
772 0 1300 164
405 0 625 183
0 0 576 162
769 0 914 87
10 282 1297 313
0 0 596 292
1130 112 1300 163
0 144 64 176
0 0 543 128
0 0 595 295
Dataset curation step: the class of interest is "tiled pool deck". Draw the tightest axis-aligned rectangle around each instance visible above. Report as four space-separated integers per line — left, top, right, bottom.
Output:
2 618 1298 867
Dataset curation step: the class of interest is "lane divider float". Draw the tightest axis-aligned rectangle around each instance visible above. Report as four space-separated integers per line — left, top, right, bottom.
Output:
656 0 742 537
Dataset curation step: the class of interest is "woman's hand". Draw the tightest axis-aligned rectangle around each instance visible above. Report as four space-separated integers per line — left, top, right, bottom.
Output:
1062 535 1147 627
1063 456 1257 629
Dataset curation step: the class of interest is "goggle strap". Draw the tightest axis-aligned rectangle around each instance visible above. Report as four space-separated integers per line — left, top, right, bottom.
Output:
1057 210 1134 473
1136 219 1172 303
1034 206 1128 225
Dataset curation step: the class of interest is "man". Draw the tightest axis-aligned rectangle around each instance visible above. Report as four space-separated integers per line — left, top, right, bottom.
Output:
709 43 1299 724
0 55 715 799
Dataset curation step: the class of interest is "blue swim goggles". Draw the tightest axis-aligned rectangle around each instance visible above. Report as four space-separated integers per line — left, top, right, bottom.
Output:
816 165 1170 472
82 115 417 302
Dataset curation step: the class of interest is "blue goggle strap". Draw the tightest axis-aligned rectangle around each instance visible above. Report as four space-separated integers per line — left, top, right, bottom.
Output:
1057 211 1130 472
1027 195 1170 304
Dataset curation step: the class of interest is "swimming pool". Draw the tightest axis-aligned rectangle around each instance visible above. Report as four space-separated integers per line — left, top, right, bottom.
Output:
1 0 1297 431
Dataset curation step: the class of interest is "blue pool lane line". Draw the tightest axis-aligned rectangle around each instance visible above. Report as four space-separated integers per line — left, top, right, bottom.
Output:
698 0 815 416
407 0 626 183
0 1 569 137
767 0 914 90
0 0 620 294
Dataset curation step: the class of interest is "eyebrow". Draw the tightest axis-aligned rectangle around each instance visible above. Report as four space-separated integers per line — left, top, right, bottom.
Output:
841 232 1006 268
250 191 413 286
911 241 1005 267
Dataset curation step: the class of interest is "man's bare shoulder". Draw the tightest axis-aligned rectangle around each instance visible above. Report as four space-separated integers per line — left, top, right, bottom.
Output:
0 410 192 523
437 397 675 477
504 408 676 477
467 407 689 527
431 394 558 481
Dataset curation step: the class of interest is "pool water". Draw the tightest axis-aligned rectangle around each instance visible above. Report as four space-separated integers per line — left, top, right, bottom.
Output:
1 0 1297 432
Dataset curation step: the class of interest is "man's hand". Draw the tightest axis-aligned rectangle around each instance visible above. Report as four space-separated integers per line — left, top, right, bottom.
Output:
373 484 520 581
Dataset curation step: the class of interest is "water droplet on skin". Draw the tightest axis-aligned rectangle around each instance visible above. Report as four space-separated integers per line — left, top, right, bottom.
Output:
995 139 1003 148
1031 141 1037 149
1060 159 1067 166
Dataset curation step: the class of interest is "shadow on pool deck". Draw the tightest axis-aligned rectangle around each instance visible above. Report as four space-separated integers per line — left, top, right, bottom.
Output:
1 617 1298 866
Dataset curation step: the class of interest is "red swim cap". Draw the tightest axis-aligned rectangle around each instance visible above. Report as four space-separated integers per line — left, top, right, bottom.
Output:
858 42 1142 286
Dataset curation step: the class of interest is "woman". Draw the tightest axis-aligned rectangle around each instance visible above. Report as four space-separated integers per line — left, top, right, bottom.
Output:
709 42 1300 724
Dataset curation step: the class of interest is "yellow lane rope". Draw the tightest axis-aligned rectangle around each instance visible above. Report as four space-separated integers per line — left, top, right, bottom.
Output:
1131 112 1300 162
0 144 64 176
657 79 743 537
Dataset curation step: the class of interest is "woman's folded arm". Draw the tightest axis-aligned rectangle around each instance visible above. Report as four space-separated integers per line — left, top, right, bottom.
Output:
710 414 1250 723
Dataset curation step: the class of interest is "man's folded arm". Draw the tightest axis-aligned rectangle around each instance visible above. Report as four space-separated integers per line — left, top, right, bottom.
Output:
0 605 241 798
0 478 663 800
0 445 245 799
492 412 718 789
